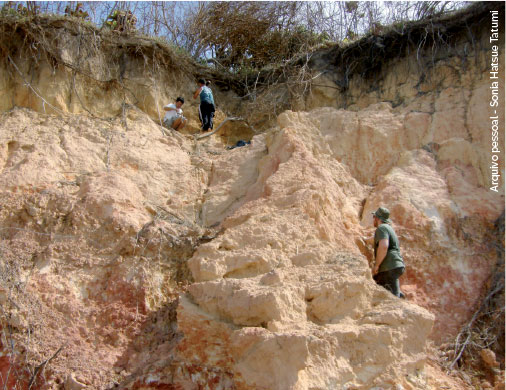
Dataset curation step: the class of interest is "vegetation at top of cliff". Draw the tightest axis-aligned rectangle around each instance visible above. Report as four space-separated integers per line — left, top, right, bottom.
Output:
0 1 502 127
0 1 472 70
2 1 502 96
321 2 504 82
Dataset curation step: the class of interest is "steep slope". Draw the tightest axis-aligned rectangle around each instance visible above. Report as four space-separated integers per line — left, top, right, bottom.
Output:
1 101 501 389
120 104 502 389
0 107 206 388
0 5 504 390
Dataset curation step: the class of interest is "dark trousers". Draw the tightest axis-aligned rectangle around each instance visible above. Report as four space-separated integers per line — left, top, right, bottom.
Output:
374 267 405 297
199 101 215 131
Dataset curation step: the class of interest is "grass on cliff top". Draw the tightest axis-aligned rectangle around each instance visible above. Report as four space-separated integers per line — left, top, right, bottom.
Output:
2 1 501 96
315 1 503 88
0 12 197 75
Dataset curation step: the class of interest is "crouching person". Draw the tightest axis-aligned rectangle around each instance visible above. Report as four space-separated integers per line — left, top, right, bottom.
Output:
163 97 187 131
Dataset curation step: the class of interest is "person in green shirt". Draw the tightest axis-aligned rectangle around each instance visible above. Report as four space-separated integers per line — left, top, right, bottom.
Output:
371 207 405 298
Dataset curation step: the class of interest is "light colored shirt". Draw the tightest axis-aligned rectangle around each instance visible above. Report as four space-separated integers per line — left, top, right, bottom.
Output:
163 103 183 121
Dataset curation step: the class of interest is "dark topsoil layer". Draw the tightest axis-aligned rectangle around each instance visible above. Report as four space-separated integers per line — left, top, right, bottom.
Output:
0 2 504 96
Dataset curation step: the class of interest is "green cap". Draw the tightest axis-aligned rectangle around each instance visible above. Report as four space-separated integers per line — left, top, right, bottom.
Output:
372 207 391 224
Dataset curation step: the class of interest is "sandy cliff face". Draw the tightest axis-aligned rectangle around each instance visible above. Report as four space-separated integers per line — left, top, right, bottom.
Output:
0 107 208 388
0 7 504 390
0 19 239 135
310 103 503 341
1 100 502 389
168 111 436 390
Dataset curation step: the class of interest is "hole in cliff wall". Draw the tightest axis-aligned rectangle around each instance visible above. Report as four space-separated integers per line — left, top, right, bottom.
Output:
7 140 19 153
215 120 256 148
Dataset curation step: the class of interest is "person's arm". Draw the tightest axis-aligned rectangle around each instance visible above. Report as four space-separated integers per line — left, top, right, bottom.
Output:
163 104 176 112
193 87 202 99
373 238 389 275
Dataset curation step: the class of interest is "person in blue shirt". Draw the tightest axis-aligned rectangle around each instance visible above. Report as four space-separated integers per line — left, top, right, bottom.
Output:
193 78 215 131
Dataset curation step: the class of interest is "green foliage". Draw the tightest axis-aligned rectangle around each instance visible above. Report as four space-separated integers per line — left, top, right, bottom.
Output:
0 4 17 17
1 1 39 18
104 9 137 33
368 21 385 35
346 29 357 40
0 0 475 76
392 21 407 33
64 3 89 20
345 1 359 13
196 57 208 66
169 43 194 62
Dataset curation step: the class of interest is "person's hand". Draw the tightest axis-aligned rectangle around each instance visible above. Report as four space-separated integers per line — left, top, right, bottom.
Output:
373 265 379 275
362 235 373 245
